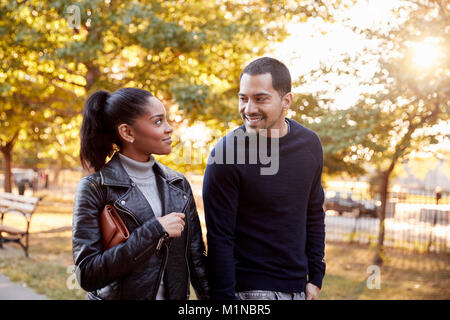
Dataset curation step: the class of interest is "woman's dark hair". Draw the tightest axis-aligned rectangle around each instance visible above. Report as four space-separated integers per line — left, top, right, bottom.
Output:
240 57 291 98
80 87 153 171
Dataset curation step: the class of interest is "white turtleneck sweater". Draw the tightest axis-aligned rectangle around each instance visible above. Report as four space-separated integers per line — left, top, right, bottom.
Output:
118 152 162 218
118 152 165 300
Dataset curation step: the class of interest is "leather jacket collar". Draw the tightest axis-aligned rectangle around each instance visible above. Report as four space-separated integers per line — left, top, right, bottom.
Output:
99 152 183 187
97 152 189 229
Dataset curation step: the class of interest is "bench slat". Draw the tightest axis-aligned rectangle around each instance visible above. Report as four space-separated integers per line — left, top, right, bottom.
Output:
0 199 35 213
0 192 41 257
0 192 40 204
0 224 26 235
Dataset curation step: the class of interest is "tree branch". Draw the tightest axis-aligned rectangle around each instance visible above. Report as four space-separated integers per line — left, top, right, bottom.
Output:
0 129 20 152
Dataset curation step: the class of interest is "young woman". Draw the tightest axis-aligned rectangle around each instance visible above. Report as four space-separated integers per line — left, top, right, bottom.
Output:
72 88 209 300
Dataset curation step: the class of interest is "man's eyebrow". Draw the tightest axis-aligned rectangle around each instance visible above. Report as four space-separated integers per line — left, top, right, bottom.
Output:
149 113 164 119
238 92 271 96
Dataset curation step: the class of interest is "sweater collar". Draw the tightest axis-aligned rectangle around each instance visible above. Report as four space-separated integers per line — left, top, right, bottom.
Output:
99 152 182 187
118 152 155 179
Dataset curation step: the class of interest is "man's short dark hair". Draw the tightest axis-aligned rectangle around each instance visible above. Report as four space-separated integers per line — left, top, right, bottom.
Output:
240 57 291 97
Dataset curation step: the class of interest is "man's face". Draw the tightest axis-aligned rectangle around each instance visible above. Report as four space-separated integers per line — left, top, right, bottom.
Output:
239 73 290 136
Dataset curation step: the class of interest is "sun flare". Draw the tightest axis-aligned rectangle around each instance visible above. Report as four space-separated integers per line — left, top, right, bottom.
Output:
410 38 441 69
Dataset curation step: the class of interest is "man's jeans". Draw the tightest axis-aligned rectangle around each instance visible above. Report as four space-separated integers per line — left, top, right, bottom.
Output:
236 290 306 300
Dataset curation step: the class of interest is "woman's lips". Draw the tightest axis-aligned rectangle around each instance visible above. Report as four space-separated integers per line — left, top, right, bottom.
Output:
162 137 172 144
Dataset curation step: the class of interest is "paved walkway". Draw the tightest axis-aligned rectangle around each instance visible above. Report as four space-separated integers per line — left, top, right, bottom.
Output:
0 274 49 300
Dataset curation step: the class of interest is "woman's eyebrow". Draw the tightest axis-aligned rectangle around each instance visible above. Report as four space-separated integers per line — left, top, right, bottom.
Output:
149 113 164 119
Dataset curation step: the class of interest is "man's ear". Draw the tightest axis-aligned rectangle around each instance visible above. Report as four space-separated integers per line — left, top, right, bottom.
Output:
282 92 293 111
118 123 134 143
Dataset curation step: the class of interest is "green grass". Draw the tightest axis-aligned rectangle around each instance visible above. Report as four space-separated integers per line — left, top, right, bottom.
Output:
321 242 450 299
320 274 368 299
0 198 83 300
0 255 85 300
1 195 449 300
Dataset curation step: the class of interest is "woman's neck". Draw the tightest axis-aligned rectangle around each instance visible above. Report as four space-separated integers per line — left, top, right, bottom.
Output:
119 148 151 162
118 152 155 179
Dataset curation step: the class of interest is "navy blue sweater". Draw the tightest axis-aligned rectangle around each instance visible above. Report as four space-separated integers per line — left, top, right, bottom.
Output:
203 118 326 300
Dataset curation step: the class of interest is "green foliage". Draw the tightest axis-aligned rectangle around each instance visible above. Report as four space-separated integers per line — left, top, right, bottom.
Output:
1 0 326 175
294 0 449 264
354 0 449 179
292 93 376 177
295 0 449 181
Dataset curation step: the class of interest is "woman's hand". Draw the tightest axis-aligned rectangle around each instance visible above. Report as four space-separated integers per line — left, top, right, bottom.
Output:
157 212 185 238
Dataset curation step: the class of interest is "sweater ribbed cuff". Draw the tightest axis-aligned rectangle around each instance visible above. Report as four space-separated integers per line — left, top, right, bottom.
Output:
307 271 324 289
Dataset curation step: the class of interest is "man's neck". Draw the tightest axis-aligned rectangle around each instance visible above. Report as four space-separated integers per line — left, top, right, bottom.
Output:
260 118 289 138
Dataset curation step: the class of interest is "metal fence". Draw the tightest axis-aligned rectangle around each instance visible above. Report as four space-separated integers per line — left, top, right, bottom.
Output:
4 169 449 253
3 169 83 201
324 190 450 253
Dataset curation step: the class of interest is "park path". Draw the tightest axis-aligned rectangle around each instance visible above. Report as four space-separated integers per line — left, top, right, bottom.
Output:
0 273 49 300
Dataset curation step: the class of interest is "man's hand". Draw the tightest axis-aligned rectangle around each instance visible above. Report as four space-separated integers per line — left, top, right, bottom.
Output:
305 282 320 300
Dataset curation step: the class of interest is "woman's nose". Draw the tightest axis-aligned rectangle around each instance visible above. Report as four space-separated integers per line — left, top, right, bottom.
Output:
165 122 173 133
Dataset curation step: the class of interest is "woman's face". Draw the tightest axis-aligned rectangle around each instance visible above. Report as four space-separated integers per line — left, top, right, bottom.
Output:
126 96 173 157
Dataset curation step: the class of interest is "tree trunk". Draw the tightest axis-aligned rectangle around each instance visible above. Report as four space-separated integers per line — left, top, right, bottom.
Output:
373 163 396 266
52 158 63 186
1 148 13 192
0 131 19 193
85 64 101 92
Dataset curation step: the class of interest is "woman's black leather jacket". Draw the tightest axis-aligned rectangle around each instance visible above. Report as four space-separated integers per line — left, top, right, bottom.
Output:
72 153 209 300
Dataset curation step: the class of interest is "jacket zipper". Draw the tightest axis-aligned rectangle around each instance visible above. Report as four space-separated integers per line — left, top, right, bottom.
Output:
151 195 190 299
117 201 168 263
133 231 168 262
152 242 169 299
183 198 191 299
116 187 190 298
115 203 141 227
112 201 141 300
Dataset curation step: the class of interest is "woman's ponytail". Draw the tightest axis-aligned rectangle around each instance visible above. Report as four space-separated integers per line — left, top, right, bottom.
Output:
80 90 114 172
80 87 154 172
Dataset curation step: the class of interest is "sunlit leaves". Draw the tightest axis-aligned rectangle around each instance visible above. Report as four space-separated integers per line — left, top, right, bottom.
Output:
1 0 330 177
293 0 448 181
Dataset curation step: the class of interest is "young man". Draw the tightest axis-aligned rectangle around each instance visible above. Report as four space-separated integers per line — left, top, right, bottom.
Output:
203 57 326 300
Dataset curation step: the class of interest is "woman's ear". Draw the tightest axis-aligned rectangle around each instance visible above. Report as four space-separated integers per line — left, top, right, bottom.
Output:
118 123 135 144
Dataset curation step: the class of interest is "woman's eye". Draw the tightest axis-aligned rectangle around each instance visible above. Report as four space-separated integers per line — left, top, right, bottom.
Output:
155 119 162 125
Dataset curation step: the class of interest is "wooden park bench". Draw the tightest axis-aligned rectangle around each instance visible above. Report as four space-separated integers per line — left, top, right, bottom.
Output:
0 192 41 257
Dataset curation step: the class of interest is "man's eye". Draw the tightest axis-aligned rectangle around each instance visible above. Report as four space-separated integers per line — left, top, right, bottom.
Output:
239 97 247 102
257 97 268 102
